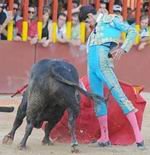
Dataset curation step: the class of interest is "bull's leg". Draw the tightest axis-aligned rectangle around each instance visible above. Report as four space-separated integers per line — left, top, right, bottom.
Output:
42 122 54 145
67 107 80 153
18 121 33 150
3 92 27 144
67 108 78 146
42 106 65 145
67 90 80 146
64 89 80 153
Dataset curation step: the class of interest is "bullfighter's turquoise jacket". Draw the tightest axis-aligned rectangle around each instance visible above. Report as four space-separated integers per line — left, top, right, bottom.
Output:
88 14 137 52
87 14 137 116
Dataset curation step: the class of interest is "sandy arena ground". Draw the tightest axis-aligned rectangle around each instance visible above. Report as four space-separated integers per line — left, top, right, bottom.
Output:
0 93 150 155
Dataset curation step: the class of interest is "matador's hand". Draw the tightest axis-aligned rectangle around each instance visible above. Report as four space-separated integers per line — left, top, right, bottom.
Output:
112 48 125 60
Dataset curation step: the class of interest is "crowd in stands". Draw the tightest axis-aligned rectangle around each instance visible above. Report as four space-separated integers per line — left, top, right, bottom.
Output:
0 0 150 50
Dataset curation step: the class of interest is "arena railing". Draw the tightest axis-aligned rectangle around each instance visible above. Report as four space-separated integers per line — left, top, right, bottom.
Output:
6 0 149 44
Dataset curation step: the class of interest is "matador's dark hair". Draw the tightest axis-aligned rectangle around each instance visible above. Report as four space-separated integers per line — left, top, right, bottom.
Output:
79 5 97 22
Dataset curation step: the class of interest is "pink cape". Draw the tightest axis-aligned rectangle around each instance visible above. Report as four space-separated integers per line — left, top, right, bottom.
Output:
42 75 146 145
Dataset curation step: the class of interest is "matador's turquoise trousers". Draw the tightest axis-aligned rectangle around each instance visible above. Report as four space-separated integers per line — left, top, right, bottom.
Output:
87 45 135 117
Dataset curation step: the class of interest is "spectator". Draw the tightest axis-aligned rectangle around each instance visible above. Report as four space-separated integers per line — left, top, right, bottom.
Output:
59 2 67 14
127 8 136 25
56 12 67 43
12 1 22 22
29 0 38 6
63 0 81 15
0 2 7 40
68 12 80 46
0 1 22 40
97 0 108 15
96 1 109 23
1 0 7 14
138 15 150 50
12 1 22 38
5 1 22 39
72 0 80 9
142 1 149 15
15 5 38 45
38 7 52 47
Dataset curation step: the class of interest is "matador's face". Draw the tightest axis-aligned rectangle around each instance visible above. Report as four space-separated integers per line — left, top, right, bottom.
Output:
79 5 97 24
85 13 96 27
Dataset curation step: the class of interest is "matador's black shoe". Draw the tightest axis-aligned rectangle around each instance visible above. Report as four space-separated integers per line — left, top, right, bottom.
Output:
136 141 145 150
89 141 111 147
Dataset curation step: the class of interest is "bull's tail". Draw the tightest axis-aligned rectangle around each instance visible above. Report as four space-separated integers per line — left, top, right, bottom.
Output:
51 67 112 102
0 106 14 112
67 82 113 103
74 84 106 102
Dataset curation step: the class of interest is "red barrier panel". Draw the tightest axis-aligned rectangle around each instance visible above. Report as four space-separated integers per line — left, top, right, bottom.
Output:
0 42 150 93
0 41 35 93
114 45 150 92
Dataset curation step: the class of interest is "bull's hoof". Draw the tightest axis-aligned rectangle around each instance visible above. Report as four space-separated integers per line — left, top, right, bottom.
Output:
42 138 53 145
18 144 27 150
2 134 13 145
71 145 80 153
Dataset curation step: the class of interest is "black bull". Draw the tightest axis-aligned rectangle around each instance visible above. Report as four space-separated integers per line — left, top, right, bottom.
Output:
3 59 106 150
